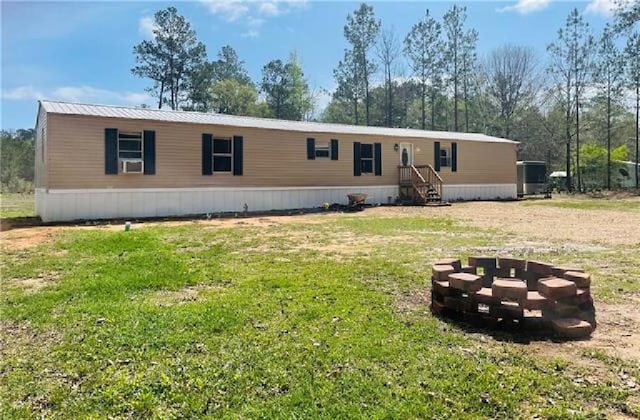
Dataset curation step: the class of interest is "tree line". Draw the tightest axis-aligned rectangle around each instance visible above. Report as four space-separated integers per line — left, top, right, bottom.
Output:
130 3 638 192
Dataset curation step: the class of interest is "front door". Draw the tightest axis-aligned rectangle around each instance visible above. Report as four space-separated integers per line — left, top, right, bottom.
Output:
399 143 413 166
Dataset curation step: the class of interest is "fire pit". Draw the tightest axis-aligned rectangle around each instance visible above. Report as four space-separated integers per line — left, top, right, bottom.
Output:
430 257 596 338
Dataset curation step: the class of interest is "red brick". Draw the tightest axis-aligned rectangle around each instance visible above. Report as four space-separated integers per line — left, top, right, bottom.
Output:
465 312 500 328
498 257 527 270
461 265 478 274
521 270 542 291
432 280 451 297
444 296 478 313
474 287 500 305
430 299 448 316
525 291 549 310
562 271 591 288
552 318 594 338
492 279 527 302
448 272 482 293
432 264 455 281
496 267 513 278
523 310 547 330
527 261 554 277
434 258 462 272
551 266 584 277
547 301 581 317
538 277 578 300
481 271 495 288
468 256 497 269
490 302 524 319
556 288 592 306
573 309 597 327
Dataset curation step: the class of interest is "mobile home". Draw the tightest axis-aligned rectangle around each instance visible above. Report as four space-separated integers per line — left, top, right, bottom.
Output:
35 101 519 222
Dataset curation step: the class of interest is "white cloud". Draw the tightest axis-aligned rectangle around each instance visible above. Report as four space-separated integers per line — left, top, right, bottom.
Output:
52 86 152 105
585 0 629 17
200 0 307 37
200 0 250 22
241 30 260 38
247 16 265 29
1 86 45 101
497 0 551 14
138 16 157 38
259 2 280 16
2 85 152 106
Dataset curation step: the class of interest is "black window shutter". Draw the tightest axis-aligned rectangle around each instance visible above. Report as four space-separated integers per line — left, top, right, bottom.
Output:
353 142 362 176
105 128 118 175
202 134 212 175
434 141 441 171
233 135 243 176
307 138 315 160
451 142 457 172
143 130 156 175
374 143 382 176
330 139 339 160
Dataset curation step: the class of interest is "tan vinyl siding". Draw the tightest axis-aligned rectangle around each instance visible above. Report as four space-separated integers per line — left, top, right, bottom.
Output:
35 106 48 188
46 114 516 189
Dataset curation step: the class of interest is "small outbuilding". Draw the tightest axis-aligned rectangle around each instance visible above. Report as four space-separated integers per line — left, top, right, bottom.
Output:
34 100 518 222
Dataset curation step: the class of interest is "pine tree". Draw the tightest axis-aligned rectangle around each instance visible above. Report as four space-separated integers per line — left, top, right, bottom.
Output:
404 9 443 130
343 3 380 126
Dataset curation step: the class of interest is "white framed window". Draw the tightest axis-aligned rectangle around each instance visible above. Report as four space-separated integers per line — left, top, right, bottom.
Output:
118 131 143 173
315 143 330 158
118 132 143 160
361 143 374 173
440 148 451 168
213 137 233 173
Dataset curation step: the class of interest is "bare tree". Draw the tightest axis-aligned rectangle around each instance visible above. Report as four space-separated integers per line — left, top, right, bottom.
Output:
377 28 401 127
485 45 538 138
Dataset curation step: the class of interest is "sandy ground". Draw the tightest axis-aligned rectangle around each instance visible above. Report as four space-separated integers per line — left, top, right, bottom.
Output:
2 199 639 365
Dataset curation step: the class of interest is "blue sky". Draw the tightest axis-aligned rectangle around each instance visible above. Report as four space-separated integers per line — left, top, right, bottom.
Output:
1 0 622 129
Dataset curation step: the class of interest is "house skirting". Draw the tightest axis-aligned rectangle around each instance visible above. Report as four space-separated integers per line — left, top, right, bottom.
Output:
442 184 516 202
35 183 516 222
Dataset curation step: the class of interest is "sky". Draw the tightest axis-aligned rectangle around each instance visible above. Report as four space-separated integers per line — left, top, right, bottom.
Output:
0 0 627 129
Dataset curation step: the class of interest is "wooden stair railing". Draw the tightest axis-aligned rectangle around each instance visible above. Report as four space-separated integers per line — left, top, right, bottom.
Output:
398 164 444 205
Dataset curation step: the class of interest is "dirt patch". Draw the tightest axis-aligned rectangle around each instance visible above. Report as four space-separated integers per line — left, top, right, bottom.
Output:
508 300 640 365
0 320 62 359
145 284 227 307
0 227 60 250
575 301 640 362
348 202 640 247
5 272 61 294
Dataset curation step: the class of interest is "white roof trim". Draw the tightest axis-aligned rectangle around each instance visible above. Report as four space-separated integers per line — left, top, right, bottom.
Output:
39 100 519 144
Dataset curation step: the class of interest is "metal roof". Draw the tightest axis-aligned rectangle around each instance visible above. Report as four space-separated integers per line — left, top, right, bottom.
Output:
39 100 518 144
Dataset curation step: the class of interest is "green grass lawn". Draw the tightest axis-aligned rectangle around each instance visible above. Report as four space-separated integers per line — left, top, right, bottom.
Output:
1 211 639 417
0 193 35 218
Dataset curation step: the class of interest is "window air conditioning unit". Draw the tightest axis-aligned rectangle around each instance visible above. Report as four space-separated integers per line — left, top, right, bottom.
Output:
121 159 144 174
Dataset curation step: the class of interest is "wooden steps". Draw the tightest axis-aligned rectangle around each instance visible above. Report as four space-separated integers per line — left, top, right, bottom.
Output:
398 164 447 206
